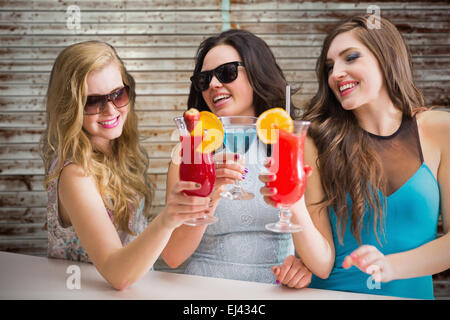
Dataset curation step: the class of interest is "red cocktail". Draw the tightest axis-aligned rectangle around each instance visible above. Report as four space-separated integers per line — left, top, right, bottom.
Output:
268 129 307 205
265 120 311 233
174 115 219 226
179 134 215 197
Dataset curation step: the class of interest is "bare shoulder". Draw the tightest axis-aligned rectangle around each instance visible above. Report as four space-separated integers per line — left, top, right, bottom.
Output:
60 162 91 182
57 163 103 227
417 110 450 153
417 109 450 136
59 163 97 194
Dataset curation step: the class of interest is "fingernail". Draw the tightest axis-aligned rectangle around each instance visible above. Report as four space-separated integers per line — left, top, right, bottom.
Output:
244 167 249 173
276 280 280 285
350 253 357 259
234 154 240 160
242 174 246 180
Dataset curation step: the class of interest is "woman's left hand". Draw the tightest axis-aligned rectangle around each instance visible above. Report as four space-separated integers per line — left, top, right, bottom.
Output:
342 245 394 283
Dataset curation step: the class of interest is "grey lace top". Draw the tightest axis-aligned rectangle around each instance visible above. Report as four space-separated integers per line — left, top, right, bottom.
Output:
184 139 295 283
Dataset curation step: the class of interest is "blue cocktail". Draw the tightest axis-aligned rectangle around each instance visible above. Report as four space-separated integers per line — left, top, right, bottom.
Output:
219 116 257 200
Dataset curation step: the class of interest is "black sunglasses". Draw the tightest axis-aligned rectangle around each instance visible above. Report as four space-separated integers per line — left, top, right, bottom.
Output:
190 61 244 92
84 86 130 115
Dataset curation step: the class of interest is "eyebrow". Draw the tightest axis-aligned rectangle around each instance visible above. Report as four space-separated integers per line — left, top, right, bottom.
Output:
326 47 359 63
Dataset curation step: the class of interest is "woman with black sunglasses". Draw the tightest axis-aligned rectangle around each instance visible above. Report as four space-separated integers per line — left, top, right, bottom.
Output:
40 41 211 290
159 30 313 288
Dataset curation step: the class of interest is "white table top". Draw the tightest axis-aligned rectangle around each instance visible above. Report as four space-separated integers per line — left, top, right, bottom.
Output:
0 251 402 300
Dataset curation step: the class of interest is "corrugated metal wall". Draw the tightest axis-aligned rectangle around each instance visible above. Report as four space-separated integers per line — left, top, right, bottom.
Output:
0 0 449 298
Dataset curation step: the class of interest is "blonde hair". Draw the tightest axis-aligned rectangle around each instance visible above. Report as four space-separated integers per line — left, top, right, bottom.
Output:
40 41 153 234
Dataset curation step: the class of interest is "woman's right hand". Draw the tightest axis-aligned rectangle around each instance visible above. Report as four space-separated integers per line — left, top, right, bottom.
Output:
210 152 247 201
160 181 211 229
258 158 312 208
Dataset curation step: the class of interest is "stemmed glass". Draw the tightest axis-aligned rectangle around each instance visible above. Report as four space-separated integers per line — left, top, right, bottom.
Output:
265 121 311 233
219 116 257 201
174 116 218 226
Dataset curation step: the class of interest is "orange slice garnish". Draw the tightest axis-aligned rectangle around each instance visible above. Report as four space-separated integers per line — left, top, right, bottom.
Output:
256 108 293 144
191 111 224 153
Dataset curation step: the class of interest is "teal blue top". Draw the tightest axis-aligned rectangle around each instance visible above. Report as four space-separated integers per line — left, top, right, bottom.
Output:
309 163 440 299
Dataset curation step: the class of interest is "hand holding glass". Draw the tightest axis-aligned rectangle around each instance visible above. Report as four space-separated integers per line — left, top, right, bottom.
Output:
219 116 257 201
264 121 311 233
174 116 218 226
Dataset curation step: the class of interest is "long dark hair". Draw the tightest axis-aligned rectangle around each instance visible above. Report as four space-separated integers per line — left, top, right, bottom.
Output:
302 14 426 245
187 29 289 117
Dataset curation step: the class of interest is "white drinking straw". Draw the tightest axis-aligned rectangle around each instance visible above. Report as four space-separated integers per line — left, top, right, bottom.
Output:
286 84 291 116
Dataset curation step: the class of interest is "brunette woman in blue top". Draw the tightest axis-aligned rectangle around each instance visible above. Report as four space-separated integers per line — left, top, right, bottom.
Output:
260 14 449 299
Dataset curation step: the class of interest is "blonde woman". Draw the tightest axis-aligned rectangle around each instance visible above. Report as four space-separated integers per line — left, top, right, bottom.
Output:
40 41 210 290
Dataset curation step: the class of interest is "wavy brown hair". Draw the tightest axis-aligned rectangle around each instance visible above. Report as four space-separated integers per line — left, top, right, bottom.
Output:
302 14 425 244
40 41 154 235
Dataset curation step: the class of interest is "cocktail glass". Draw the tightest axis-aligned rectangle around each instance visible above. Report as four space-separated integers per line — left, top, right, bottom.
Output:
174 116 218 226
219 116 257 201
265 120 311 233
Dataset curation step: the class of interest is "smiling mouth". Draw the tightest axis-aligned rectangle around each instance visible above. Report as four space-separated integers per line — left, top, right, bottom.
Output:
339 82 359 94
98 115 120 127
213 94 231 104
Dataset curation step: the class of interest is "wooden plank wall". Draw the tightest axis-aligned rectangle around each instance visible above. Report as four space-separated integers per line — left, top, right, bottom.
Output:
0 0 449 298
